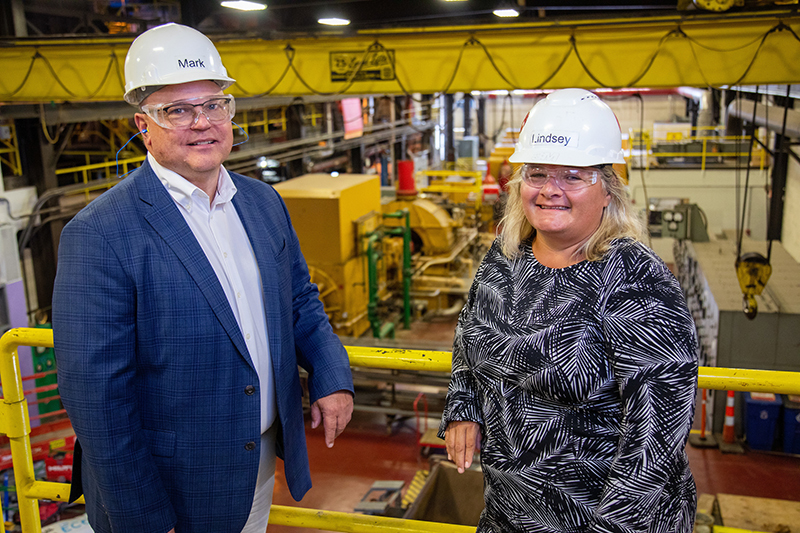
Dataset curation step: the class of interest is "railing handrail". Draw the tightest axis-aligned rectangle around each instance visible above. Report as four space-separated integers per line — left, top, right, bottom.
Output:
3 327 800 533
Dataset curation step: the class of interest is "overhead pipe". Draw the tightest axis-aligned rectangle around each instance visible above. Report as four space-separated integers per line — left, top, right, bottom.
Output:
677 87 715 136
726 99 800 138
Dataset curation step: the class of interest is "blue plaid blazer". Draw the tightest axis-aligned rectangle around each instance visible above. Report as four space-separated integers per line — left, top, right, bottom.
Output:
52 160 354 533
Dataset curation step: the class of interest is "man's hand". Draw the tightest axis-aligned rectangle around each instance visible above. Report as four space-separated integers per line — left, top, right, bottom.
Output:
444 421 481 473
311 390 353 448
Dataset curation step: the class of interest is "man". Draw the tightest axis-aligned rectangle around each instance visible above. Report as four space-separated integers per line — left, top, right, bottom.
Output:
52 23 354 533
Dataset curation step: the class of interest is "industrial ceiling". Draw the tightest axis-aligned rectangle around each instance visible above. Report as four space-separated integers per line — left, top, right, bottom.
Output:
1 0 798 106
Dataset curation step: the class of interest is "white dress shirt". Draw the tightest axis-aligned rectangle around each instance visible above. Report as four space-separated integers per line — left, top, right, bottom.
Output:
150 154 277 532
150 153 276 433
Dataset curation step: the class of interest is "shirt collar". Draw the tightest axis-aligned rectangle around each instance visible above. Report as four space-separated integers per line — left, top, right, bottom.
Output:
149 152 237 211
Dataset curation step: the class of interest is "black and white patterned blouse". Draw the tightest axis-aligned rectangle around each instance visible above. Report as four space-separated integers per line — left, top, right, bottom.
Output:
439 237 698 533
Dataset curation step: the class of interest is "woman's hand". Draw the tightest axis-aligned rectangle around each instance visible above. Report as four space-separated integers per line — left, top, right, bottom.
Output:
444 421 481 473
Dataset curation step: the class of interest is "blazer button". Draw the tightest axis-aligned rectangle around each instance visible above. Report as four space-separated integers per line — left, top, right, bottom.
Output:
245 441 256 451
245 385 256 395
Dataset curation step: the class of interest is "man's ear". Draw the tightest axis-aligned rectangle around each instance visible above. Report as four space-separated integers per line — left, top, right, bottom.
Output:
134 114 149 137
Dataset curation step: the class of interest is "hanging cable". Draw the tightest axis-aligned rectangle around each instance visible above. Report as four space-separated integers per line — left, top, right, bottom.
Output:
734 88 742 244
490 92 508 144
767 84 793 263
39 103 65 145
635 93 652 247
232 44 293 97
736 85 759 260
87 51 124 99
508 91 515 142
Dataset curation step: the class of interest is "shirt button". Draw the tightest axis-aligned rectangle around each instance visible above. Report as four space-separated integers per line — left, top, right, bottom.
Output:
245 385 256 395
245 441 256 451
237 292 241 298
246 333 251 340
224 252 228 258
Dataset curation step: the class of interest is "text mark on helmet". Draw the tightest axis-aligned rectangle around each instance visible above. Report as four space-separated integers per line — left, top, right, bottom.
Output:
531 131 579 148
178 58 207 69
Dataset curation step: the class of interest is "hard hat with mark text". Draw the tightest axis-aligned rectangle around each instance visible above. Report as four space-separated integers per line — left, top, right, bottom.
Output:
123 23 235 105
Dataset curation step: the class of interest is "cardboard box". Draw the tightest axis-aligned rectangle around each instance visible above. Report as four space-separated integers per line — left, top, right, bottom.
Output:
403 460 484 526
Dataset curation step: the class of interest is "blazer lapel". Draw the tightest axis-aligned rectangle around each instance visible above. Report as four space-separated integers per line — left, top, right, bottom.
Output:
231 182 285 366
134 162 254 369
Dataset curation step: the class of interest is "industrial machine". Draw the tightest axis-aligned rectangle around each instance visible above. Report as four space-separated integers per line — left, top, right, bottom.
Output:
273 168 490 339
647 198 710 242
660 202 710 241
273 173 387 338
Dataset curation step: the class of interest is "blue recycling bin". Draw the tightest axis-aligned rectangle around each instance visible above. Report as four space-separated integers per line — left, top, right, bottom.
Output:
782 395 800 454
744 392 782 451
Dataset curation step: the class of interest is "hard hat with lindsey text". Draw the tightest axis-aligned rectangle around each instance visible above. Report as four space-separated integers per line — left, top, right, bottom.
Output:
508 88 625 167
123 23 236 105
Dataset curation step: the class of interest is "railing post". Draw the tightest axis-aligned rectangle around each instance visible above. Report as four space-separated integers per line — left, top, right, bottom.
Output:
0 329 53 533
701 138 707 171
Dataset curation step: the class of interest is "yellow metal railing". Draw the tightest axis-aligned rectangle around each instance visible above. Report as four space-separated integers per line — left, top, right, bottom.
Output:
626 130 768 171
420 170 484 211
54 154 146 183
3 327 800 532
0 121 22 177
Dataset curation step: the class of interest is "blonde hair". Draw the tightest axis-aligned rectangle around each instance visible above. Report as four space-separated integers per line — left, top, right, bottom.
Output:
498 165 647 260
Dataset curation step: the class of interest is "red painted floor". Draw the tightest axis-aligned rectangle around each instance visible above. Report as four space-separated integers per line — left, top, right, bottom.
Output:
271 412 425 533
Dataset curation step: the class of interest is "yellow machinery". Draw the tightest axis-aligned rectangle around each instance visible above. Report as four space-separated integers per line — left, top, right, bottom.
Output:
382 196 455 255
274 173 386 338
275 171 489 338
383 171 490 321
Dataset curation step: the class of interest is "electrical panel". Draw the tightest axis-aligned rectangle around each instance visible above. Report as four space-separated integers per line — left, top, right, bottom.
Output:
660 203 710 242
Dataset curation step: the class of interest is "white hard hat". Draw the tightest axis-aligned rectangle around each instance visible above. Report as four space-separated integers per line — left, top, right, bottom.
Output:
508 88 625 166
123 23 236 106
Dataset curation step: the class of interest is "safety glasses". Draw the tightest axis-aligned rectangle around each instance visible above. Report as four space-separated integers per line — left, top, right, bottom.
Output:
140 94 236 129
521 164 601 191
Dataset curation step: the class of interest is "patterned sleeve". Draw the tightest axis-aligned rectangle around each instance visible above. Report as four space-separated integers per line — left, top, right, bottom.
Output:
590 248 698 533
437 242 500 437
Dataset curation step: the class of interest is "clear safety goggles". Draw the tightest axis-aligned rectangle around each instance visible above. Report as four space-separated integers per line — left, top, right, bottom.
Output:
521 164 601 191
140 94 236 129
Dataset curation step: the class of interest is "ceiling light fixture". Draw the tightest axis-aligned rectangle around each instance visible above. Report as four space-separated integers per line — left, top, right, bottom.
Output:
493 7 520 17
221 1 267 11
318 17 350 26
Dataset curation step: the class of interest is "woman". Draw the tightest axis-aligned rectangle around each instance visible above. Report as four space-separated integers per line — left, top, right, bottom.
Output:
439 89 698 533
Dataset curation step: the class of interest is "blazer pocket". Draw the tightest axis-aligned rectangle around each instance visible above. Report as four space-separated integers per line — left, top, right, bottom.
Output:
274 236 287 256
142 428 177 458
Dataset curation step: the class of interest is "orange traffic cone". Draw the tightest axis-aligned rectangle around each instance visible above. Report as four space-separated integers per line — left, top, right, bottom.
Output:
722 390 736 444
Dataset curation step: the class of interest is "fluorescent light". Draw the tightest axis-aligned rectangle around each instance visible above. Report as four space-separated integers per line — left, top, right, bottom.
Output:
318 17 350 26
493 8 519 17
221 1 266 11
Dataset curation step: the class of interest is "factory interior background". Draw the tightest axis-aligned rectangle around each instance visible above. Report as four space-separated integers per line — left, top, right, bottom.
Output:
0 0 799 532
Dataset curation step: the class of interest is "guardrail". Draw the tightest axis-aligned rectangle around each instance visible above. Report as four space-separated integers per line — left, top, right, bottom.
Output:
3 327 800 533
625 131 768 171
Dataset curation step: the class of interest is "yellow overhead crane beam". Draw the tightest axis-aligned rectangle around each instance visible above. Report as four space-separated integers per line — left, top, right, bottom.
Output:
1 11 799 103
